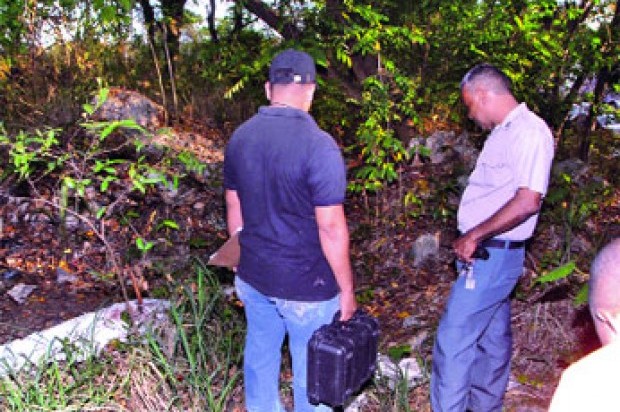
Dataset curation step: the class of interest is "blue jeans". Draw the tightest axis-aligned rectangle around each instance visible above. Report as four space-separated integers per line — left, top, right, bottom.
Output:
431 245 525 412
235 276 338 412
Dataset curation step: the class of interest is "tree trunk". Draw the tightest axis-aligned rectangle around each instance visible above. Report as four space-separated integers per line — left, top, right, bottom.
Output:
207 0 219 42
138 0 157 48
579 0 619 161
232 2 244 36
237 0 374 98
161 0 187 66
325 0 377 84
580 68 608 161
556 73 585 152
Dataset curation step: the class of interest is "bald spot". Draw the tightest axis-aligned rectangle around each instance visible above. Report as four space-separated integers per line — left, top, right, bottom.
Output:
461 64 513 96
464 75 511 95
589 238 620 314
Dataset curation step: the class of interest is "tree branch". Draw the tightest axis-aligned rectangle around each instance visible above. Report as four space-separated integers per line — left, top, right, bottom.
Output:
239 0 301 39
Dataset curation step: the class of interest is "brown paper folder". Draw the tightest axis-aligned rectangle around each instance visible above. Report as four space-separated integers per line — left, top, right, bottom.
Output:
208 230 240 268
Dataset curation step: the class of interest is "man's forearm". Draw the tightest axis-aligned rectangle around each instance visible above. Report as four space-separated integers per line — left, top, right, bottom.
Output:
455 188 541 261
316 205 357 320
225 189 243 235
467 188 541 243
317 212 354 291
320 227 354 294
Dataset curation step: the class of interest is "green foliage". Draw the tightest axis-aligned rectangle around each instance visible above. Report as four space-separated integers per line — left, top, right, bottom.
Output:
534 261 589 307
534 170 613 307
0 89 172 201
573 284 589 306
337 3 424 194
373 350 429 411
145 263 244 410
157 219 180 231
543 172 611 262
1 128 62 180
136 237 155 254
535 261 577 284
1 0 617 145
403 191 424 218
348 75 413 193
0 264 245 411
0 0 132 55
180 30 271 123
0 0 617 313
177 150 207 176
387 344 412 362
0 86 188 300
311 78 351 137
0 339 124 410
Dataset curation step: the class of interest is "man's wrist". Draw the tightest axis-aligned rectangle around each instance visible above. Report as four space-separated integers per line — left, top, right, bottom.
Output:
465 228 484 244
339 288 355 295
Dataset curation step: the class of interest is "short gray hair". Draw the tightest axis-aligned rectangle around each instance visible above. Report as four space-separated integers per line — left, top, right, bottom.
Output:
461 63 513 94
589 238 620 312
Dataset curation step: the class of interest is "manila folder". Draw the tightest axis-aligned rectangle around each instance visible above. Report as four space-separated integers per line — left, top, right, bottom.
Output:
208 231 240 268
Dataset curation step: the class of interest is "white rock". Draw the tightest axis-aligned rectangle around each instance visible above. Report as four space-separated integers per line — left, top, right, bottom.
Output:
407 330 429 350
56 267 78 284
376 354 424 389
412 232 440 267
0 298 170 376
402 315 422 328
398 357 424 385
7 283 37 304
344 392 369 412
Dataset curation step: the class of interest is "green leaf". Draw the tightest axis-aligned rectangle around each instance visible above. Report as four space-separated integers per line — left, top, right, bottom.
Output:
158 219 180 230
136 237 154 252
97 87 109 108
535 261 576 284
116 118 143 130
573 283 588 307
100 5 116 24
96 207 106 219
119 0 132 12
100 175 117 191
132 180 146 194
64 177 76 189
387 344 412 362
83 103 94 115
100 122 120 140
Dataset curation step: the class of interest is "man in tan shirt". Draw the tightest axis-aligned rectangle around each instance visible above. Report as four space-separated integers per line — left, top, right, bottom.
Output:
431 63 554 411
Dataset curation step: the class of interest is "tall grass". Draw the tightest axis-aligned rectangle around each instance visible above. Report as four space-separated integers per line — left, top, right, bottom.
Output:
141 262 244 411
0 338 130 411
0 263 245 411
0 261 429 411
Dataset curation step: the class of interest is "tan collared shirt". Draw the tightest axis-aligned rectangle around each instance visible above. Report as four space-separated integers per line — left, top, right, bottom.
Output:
457 103 554 240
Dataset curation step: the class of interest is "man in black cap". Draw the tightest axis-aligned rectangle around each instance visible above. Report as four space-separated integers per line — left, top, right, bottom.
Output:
224 49 357 412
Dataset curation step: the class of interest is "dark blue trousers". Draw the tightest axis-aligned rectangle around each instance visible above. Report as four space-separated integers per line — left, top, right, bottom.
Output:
431 246 525 412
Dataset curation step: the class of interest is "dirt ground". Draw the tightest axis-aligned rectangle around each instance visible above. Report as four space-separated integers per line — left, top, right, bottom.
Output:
1 126 618 411
0 201 598 412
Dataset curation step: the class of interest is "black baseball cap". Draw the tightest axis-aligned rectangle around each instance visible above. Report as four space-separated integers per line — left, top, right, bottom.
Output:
268 49 316 85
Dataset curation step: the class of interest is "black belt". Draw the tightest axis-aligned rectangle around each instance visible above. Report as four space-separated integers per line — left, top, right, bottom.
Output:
480 238 525 249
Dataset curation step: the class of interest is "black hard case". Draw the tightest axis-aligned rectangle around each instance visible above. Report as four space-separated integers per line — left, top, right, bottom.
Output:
307 309 379 407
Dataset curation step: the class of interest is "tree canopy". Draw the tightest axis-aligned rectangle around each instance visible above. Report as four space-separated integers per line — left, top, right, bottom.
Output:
1 0 618 162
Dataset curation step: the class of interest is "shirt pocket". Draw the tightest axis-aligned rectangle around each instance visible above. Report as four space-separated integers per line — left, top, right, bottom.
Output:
476 158 513 189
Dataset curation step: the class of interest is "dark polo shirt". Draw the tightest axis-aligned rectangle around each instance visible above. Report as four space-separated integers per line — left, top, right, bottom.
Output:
224 106 346 301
